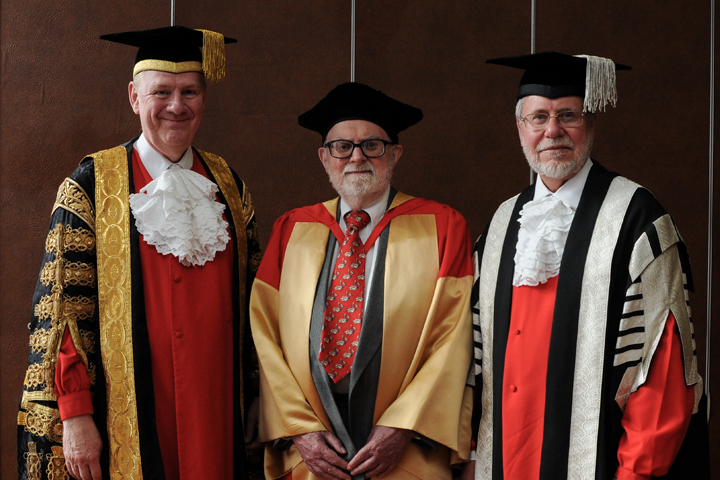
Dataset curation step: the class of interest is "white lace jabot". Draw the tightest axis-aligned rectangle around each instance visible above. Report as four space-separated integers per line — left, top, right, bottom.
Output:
129 163 230 267
513 195 575 287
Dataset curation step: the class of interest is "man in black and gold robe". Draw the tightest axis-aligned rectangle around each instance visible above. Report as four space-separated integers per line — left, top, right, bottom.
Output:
18 26 261 480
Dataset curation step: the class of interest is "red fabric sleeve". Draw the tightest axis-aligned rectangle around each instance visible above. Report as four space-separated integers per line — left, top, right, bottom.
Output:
54 325 94 420
615 312 695 480
436 206 473 279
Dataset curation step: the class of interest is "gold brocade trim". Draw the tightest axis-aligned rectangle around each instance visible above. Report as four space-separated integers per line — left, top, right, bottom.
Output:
46 225 95 254
52 179 95 232
34 294 96 323
20 404 63 443
30 329 51 354
23 390 57 403
47 446 69 480
243 186 255 226
80 330 97 354
134 59 202 77
41 259 96 287
93 146 143 479
198 150 248 418
25 442 42 480
24 363 49 389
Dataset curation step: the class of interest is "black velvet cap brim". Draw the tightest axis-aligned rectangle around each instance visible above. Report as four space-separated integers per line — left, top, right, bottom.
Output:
298 82 423 142
486 51 631 99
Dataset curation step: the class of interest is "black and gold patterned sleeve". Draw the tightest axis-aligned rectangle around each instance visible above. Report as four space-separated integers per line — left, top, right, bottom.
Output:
242 184 262 286
18 159 100 480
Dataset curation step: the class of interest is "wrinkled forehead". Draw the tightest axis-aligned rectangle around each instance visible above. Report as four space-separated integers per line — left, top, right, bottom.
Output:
521 94 584 113
325 119 391 142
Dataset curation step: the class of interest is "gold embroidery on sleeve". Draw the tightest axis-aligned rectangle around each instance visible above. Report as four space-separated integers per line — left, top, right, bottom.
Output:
47 446 69 480
24 364 50 389
25 442 42 480
21 403 63 443
52 179 95 232
29 329 51 354
34 295 96 322
46 225 95 254
41 260 96 288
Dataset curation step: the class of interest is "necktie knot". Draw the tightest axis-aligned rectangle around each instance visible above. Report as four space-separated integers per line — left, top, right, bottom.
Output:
344 210 370 232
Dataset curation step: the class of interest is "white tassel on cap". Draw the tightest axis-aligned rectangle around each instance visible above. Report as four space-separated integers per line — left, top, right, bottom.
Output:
575 54 617 113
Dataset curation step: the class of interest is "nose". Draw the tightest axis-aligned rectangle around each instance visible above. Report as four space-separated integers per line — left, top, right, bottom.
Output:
544 117 565 138
166 91 187 114
349 143 368 163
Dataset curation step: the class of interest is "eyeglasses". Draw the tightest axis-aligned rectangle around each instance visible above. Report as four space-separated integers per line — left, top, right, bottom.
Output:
520 111 586 130
324 139 394 159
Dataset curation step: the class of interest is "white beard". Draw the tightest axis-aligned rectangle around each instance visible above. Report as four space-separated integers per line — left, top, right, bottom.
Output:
328 160 394 210
522 130 594 180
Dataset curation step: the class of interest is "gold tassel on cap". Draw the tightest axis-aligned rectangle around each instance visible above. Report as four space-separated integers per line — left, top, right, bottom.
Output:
196 29 226 83
575 54 617 113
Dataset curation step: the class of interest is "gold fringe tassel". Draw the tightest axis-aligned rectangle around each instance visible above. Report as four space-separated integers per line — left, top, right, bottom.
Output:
197 29 226 82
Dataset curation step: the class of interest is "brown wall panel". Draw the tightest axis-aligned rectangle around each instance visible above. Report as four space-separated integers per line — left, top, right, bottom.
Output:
1 0 716 478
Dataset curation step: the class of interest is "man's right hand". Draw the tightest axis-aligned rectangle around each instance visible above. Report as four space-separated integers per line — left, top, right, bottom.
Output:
63 414 102 480
291 431 350 480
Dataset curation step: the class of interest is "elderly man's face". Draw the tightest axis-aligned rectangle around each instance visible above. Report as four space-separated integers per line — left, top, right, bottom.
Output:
318 120 403 210
517 95 594 191
129 70 206 161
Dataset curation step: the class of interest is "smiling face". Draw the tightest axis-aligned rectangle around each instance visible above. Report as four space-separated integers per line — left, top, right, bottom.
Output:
517 95 595 192
129 70 207 162
318 120 403 210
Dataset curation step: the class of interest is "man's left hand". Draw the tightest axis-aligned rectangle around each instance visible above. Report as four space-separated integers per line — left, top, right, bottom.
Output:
347 425 413 478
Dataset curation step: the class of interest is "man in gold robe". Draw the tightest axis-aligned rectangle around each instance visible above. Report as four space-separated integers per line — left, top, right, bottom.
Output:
250 82 473 480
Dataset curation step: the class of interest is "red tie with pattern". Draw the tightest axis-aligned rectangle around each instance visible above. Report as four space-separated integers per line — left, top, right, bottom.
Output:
319 210 371 382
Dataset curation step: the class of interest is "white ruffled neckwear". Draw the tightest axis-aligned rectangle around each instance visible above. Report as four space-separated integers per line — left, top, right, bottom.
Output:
513 159 593 287
129 136 230 267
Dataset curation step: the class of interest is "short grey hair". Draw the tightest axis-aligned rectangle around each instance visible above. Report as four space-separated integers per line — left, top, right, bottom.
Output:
515 97 525 120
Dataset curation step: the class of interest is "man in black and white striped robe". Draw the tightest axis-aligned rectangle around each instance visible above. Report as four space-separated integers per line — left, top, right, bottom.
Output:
467 52 708 480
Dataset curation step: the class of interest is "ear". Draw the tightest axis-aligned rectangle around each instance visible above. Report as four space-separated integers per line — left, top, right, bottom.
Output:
389 144 403 166
128 81 140 114
318 147 330 173
516 119 524 144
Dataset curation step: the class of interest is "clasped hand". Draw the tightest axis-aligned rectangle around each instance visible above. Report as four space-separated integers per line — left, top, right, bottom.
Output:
292 425 413 480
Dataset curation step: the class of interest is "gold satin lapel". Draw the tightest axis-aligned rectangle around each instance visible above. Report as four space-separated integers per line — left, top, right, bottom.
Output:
376 214 438 415
94 146 143 479
278 222 334 429
197 150 249 418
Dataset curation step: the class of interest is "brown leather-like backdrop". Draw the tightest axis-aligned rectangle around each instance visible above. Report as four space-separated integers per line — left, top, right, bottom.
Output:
1 1 718 478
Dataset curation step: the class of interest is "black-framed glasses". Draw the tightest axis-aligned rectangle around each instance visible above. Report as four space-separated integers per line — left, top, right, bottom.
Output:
521 110 586 130
324 139 394 159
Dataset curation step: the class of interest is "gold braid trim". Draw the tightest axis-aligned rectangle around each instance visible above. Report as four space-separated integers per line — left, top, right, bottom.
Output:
93 145 143 479
52 178 95 232
198 150 248 418
25 442 42 480
46 225 95 254
19 400 63 443
30 328 51 354
24 363 50 389
34 294 96 322
41 259 96 287
47 446 69 480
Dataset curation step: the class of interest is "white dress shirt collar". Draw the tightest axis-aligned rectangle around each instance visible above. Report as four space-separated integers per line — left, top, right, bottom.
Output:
134 133 194 180
338 187 391 236
533 158 593 209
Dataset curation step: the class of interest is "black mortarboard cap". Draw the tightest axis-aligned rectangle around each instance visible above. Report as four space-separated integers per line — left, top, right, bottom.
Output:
486 51 631 112
298 82 423 143
100 26 237 82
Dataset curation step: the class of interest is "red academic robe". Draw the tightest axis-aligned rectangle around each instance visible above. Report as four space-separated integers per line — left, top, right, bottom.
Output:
55 149 236 480
502 277 695 480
